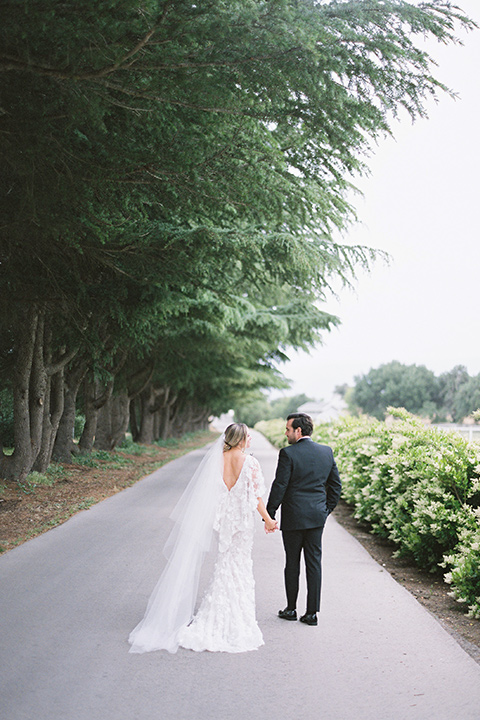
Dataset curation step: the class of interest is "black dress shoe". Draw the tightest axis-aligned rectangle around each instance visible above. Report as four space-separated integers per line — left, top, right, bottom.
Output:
299 613 317 626
278 608 297 621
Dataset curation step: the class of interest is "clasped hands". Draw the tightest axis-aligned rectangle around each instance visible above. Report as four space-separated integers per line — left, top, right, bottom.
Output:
264 517 278 534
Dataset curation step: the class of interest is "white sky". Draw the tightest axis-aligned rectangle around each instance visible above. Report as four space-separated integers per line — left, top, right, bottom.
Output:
276 0 480 403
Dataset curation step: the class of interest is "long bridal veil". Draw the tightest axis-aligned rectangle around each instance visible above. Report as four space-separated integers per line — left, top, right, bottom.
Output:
128 434 225 654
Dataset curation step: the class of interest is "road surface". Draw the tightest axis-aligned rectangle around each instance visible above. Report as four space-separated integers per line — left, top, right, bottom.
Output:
1 430 480 720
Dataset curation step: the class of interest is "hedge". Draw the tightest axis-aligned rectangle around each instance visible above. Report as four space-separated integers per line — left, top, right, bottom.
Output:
256 409 480 619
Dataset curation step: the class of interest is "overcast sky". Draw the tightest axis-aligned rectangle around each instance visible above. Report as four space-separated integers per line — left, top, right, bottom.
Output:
276 0 480 404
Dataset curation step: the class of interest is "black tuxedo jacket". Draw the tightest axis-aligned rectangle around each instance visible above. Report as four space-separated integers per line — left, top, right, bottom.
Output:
266 437 342 531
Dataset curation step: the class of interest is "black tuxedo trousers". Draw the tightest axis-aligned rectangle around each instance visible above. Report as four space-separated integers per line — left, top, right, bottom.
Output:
282 526 324 613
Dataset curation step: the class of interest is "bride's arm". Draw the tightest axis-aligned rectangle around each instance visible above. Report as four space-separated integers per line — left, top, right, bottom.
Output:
256 498 278 532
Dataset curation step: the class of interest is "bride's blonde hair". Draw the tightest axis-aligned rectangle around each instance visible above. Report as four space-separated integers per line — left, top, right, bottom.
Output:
223 423 248 452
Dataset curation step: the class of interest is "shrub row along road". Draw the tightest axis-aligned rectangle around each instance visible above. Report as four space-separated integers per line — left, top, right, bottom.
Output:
1 431 480 720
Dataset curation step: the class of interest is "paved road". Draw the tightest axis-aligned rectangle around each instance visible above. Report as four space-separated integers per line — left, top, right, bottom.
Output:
1 431 480 720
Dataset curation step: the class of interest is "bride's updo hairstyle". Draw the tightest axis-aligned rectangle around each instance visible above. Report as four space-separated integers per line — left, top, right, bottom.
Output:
223 423 248 452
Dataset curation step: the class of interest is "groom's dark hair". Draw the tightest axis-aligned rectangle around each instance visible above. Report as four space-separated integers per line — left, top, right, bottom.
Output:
287 413 314 436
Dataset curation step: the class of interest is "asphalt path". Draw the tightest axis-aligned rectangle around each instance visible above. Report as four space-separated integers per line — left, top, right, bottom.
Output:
1 430 480 720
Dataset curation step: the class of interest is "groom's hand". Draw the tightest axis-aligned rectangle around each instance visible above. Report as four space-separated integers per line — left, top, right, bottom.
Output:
264 519 278 534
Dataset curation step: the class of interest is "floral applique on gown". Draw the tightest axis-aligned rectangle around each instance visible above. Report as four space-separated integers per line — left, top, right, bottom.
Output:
177 454 266 653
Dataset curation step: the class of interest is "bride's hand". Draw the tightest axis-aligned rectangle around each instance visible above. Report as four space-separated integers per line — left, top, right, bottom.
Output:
264 517 278 533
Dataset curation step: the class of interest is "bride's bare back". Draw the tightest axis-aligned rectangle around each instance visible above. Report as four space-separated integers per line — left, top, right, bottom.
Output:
222 449 245 491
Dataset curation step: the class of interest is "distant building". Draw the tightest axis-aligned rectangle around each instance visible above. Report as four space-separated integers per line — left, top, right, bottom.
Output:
297 395 346 423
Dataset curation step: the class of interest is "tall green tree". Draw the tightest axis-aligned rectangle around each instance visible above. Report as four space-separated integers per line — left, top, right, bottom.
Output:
352 361 440 419
0 1 475 479
452 375 480 422
437 365 471 422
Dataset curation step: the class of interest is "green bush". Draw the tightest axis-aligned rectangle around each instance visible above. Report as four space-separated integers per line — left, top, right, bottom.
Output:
256 408 480 619
320 415 392 535
444 519 480 618
254 419 287 448
74 413 86 439
321 410 480 571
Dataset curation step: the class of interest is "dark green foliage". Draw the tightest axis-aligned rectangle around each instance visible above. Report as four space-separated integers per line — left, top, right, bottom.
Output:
437 365 471 421
0 1 475 479
452 375 480 422
349 362 480 421
1 0 473 313
351 361 441 419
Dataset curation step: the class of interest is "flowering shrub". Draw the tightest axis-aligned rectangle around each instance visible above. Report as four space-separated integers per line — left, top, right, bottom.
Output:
443 517 480 618
255 419 287 449
256 410 480 618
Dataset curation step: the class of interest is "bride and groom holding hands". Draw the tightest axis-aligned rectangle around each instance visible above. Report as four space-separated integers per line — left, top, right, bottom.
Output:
128 412 342 654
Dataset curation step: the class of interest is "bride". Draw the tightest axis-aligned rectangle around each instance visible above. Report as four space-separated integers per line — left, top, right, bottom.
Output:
128 423 277 654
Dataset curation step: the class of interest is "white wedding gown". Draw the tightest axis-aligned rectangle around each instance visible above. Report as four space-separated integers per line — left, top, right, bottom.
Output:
177 453 265 653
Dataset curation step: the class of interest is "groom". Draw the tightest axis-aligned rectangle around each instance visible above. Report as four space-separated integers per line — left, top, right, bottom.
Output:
266 413 342 626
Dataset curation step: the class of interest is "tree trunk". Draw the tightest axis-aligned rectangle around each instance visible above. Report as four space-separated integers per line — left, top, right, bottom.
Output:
28 307 48 467
126 364 155 443
175 402 193 436
137 385 156 444
190 406 210 433
156 387 177 441
0 305 60 481
32 368 65 473
52 360 87 463
94 398 112 451
31 322 76 472
79 391 98 452
138 385 178 443
129 397 139 442
153 408 160 442
78 348 128 453
169 401 182 438
170 401 210 437
79 377 113 452
110 393 130 448
94 392 130 450
0 305 39 481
